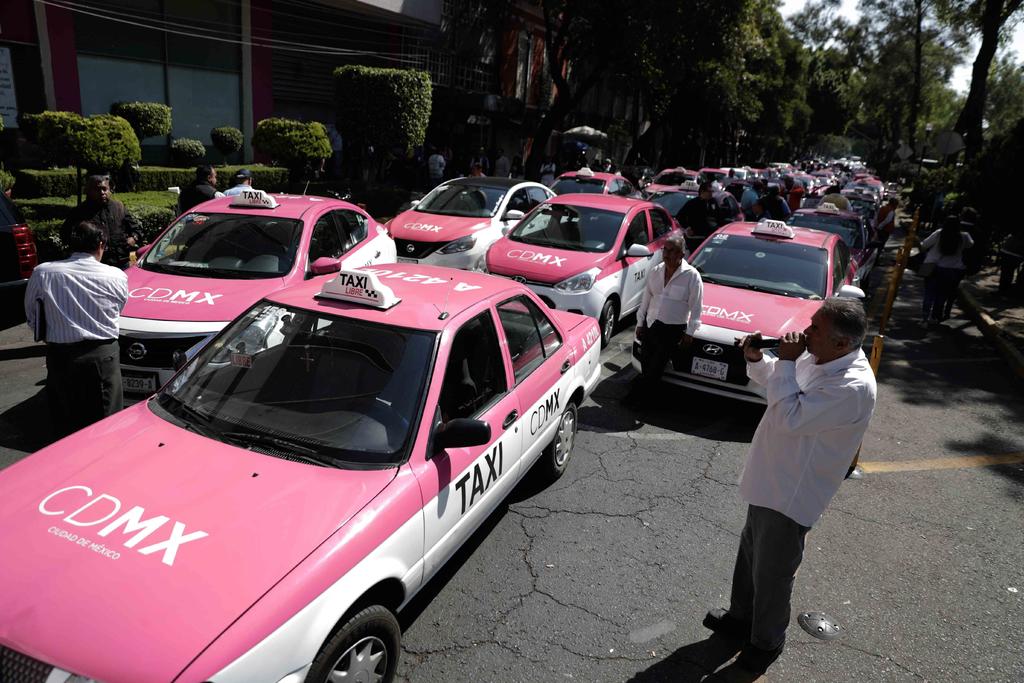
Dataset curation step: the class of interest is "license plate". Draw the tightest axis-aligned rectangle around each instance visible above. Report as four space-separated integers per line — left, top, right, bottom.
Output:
397 257 419 264
691 357 728 381
122 372 157 394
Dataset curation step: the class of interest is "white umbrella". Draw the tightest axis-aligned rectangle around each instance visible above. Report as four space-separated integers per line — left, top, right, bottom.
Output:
562 125 609 145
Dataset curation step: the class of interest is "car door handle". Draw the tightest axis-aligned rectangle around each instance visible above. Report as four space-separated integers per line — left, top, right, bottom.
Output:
560 359 571 374
502 410 518 429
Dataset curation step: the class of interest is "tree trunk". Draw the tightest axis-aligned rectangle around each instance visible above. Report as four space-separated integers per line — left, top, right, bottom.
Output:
954 0 1009 159
908 0 924 152
524 95 573 181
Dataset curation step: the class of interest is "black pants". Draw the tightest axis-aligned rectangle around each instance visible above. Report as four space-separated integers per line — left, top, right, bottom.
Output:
45 339 122 436
639 320 686 391
728 505 810 650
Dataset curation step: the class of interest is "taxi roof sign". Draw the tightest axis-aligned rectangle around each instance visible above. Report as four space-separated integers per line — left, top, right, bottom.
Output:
818 202 840 213
680 180 700 191
752 219 795 239
318 269 401 309
229 189 279 209
576 166 595 177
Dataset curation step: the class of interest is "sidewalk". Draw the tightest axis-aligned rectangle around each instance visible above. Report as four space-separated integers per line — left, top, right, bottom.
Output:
958 265 1024 382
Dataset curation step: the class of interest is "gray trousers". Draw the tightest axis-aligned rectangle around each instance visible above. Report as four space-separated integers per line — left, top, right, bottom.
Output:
728 504 810 650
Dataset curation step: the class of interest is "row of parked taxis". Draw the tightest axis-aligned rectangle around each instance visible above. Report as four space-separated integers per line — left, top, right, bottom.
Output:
0 166 874 682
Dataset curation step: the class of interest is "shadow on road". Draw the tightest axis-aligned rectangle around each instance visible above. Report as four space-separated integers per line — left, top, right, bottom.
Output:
625 635 740 682
0 387 60 454
0 344 44 362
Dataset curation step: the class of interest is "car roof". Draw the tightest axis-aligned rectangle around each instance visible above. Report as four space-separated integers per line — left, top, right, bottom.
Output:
556 171 622 181
545 193 653 211
794 207 861 220
717 221 836 249
188 194 364 220
443 176 533 190
265 265 528 332
656 167 695 174
700 167 729 174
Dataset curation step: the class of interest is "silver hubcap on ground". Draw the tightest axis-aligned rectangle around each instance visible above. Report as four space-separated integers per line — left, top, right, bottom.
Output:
328 636 388 683
553 409 576 467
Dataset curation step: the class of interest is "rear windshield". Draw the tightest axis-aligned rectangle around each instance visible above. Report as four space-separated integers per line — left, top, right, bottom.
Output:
0 194 23 226
509 204 624 253
690 234 827 299
141 212 303 279
652 171 694 186
788 214 863 249
650 191 695 217
416 182 507 218
550 177 607 195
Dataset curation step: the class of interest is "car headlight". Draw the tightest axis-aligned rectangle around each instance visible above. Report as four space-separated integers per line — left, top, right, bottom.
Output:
554 268 599 293
439 235 476 254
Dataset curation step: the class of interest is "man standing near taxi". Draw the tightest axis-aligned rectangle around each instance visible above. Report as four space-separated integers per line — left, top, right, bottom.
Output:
60 174 141 269
627 235 702 405
25 221 129 436
703 298 876 680
223 168 254 196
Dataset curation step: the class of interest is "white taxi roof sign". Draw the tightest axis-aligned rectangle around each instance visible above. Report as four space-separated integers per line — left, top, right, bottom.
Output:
576 166 595 177
752 219 795 239
680 180 700 190
818 202 840 213
318 269 401 309
229 189 279 209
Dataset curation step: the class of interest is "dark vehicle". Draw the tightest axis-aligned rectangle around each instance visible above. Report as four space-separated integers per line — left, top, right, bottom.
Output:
0 193 38 295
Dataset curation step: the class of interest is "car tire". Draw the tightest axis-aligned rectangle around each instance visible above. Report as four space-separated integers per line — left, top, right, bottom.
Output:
307 605 401 683
538 401 578 481
599 299 618 348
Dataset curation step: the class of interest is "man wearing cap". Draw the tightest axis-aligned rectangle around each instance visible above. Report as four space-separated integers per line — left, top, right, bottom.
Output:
224 168 254 197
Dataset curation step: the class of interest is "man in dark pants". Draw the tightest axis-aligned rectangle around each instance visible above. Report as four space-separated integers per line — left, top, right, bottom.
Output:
704 299 876 680
25 221 129 436
627 235 703 405
60 174 141 269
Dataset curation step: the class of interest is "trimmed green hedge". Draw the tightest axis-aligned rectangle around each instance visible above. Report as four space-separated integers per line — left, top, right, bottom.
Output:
211 126 243 160
334 65 431 152
14 164 289 198
0 168 13 193
110 102 172 139
253 118 331 167
170 138 206 166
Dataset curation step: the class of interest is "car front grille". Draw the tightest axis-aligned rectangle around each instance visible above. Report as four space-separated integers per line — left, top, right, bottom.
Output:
395 239 444 260
0 646 54 683
119 334 207 369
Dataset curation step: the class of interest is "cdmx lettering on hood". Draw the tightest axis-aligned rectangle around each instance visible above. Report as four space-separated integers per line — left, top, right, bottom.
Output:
129 287 223 305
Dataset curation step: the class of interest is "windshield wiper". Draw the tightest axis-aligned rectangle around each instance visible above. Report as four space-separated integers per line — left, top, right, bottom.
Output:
221 430 338 468
163 398 218 438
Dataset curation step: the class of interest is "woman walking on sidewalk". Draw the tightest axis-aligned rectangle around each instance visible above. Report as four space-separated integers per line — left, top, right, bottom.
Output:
920 216 974 325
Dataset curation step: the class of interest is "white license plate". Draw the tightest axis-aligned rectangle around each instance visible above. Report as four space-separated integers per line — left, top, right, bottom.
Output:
397 257 419 264
122 373 157 394
691 357 728 381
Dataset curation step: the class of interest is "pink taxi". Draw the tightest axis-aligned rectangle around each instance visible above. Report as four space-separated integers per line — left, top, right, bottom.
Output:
549 167 638 197
644 167 699 194
486 194 682 347
119 190 396 396
386 177 553 272
0 265 601 682
632 219 864 403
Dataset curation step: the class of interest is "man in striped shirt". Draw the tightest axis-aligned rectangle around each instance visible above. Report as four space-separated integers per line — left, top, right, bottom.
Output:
25 221 129 435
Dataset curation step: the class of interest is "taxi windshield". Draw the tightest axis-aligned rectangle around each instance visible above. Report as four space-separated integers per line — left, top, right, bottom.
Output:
788 214 863 249
153 302 436 467
690 234 828 299
550 177 606 195
508 204 624 253
652 171 693 185
141 213 302 279
415 182 506 218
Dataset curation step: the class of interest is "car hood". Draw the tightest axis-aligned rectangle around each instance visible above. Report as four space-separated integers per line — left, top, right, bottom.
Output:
700 282 822 336
123 266 289 323
388 210 492 243
486 237 608 284
0 404 396 683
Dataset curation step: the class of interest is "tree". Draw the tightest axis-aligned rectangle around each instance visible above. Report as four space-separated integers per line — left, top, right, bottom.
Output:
983 54 1024 138
170 138 207 167
252 118 332 179
109 102 172 141
210 126 244 164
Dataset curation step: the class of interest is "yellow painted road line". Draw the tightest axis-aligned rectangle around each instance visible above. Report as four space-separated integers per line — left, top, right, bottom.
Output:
860 452 1024 473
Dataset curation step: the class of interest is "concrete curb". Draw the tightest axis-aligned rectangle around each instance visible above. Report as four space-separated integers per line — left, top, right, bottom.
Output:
958 288 1024 383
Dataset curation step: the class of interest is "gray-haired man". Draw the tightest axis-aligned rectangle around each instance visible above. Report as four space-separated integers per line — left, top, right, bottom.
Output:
705 298 877 678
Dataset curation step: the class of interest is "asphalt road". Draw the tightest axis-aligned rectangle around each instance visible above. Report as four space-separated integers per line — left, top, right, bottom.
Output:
0 247 1021 682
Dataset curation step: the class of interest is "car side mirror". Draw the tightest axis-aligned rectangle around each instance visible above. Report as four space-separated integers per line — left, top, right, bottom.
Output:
626 243 652 258
837 284 865 299
503 209 525 222
311 256 342 275
433 418 491 454
135 243 153 259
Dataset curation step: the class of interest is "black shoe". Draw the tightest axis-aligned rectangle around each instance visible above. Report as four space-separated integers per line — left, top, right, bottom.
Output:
703 608 751 642
734 641 784 675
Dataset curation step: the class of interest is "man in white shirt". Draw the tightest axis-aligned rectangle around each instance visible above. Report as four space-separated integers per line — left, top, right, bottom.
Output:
704 298 876 678
223 168 253 197
627 235 702 405
25 221 129 436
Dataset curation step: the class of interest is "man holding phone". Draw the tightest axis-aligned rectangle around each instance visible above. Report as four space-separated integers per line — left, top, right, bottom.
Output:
704 298 877 679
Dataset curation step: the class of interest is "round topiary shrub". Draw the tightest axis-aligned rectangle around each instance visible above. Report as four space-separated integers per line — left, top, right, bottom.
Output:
252 118 331 171
170 138 207 167
22 111 85 166
110 102 172 140
211 126 244 162
68 114 142 173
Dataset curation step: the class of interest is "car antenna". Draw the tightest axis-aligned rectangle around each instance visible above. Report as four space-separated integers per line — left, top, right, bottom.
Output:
436 276 454 320
302 179 310 196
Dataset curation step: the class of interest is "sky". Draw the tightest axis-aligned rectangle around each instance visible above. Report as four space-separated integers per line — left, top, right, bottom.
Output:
779 0 1024 94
